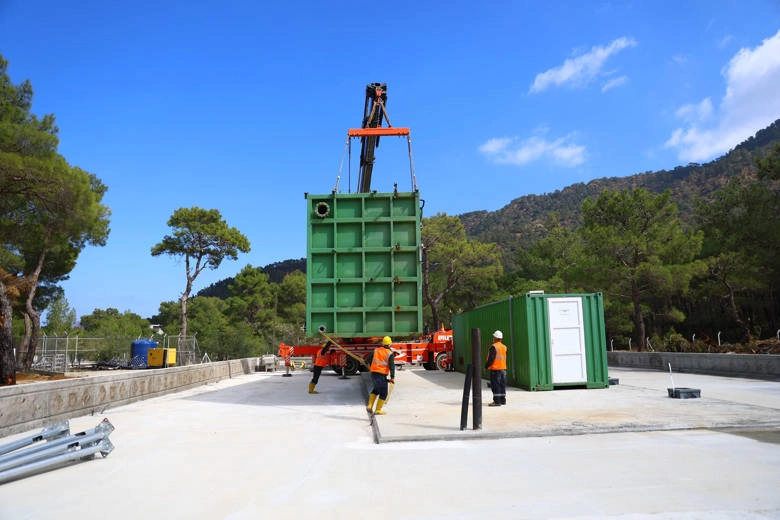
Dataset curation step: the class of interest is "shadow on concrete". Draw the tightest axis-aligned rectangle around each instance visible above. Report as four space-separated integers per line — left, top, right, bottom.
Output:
180 371 365 408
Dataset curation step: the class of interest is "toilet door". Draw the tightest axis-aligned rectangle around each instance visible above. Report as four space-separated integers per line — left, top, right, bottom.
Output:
548 297 587 384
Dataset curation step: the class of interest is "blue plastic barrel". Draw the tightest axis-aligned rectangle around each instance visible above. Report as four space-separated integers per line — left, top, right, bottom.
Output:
130 339 158 368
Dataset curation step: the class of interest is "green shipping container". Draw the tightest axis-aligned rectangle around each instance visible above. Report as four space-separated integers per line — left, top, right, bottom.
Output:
453 292 609 390
305 190 423 338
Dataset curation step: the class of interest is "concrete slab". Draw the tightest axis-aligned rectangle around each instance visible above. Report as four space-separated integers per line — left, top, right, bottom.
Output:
1 367 779 519
369 367 780 442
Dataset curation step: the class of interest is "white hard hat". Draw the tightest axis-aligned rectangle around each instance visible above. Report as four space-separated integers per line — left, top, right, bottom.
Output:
493 330 503 339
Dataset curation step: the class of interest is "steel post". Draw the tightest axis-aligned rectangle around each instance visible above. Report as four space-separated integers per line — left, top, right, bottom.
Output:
0 419 114 485
0 438 114 485
0 419 113 468
471 328 482 430
460 364 473 430
0 422 70 457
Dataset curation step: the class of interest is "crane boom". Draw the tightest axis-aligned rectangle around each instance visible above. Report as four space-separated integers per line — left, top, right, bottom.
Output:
357 83 387 193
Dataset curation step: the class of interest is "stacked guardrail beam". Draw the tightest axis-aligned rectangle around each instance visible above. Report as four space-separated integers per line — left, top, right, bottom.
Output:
0 419 115 484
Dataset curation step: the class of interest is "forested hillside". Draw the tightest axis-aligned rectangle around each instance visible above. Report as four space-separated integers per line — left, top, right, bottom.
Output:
197 258 306 299
460 119 780 270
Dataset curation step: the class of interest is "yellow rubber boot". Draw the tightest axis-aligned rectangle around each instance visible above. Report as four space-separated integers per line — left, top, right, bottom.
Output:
366 394 377 413
374 398 387 415
308 383 318 394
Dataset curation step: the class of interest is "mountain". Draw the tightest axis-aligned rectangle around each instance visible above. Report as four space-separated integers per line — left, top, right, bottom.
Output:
197 258 306 298
460 119 780 269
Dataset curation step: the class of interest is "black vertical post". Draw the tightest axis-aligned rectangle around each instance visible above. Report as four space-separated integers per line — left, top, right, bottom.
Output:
471 328 482 430
460 364 472 431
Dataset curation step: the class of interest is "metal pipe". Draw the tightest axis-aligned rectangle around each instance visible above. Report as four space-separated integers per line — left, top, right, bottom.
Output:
0 422 70 457
0 425 111 472
460 364 473 431
0 438 114 485
0 419 113 468
471 328 482 430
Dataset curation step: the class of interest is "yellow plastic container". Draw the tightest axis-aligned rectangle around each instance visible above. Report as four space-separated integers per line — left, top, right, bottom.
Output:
147 348 177 368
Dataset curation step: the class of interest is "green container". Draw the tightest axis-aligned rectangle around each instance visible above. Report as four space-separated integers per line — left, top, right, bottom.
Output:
453 292 608 390
305 190 423 338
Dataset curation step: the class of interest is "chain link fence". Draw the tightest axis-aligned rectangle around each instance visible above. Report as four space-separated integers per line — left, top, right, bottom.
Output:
13 335 205 374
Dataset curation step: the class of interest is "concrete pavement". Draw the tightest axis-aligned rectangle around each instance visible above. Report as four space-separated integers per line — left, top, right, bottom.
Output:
1 366 779 519
370 366 780 442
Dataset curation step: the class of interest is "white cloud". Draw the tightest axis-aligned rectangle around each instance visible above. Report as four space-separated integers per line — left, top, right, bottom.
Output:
665 29 780 162
478 137 512 155
530 37 637 93
602 75 628 92
479 134 586 167
674 98 714 123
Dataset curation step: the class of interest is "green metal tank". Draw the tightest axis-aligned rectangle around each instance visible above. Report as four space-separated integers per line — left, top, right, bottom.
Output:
453 292 609 390
305 190 423 338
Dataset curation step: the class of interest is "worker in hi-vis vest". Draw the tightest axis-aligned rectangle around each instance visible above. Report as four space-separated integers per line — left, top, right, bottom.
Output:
366 336 395 415
309 341 333 394
485 330 507 406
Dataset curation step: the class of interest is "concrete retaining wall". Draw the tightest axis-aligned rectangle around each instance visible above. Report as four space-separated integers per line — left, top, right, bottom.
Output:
0 358 259 439
608 352 780 380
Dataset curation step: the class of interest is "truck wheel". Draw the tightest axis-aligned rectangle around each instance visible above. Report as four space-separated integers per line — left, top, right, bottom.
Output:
343 357 360 376
435 353 448 371
422 361 436 370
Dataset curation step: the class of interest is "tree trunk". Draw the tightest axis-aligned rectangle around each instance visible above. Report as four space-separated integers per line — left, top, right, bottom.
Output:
22 249 46 370
0 282 17 386
724 280 751 343
179 293 188 348
179 274 194 348
22 310 41 371
631 278 646 351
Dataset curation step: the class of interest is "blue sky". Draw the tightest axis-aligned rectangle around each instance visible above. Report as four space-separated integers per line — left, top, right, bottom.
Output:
1 1 779 322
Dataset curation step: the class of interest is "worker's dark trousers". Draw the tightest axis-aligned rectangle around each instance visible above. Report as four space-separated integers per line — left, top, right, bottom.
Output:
311 366 323 385
490 369 506 405
370 372 389 399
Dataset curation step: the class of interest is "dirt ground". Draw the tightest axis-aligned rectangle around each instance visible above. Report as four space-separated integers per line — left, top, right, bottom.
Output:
14 372 87 385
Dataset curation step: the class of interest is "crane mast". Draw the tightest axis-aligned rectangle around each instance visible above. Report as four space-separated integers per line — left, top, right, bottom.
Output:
357 82 387 193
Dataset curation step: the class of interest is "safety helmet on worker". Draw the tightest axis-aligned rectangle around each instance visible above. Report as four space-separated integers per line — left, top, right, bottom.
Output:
382 336 392 345
493 330 503 339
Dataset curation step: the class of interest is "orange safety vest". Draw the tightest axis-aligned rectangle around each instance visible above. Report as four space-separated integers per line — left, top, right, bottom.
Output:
487 342 507 370
314 347 330 367
370 347 391 375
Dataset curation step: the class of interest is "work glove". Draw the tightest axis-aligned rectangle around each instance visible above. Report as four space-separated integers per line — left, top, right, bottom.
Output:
388 378 395 384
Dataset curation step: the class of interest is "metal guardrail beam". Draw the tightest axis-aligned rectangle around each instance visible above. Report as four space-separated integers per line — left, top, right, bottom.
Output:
0 422 69 457
0 438 114 484
0 419 115 485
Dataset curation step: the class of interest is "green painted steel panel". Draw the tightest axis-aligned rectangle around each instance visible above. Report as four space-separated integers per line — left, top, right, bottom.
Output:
453 292 608 390
306 191 423 338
